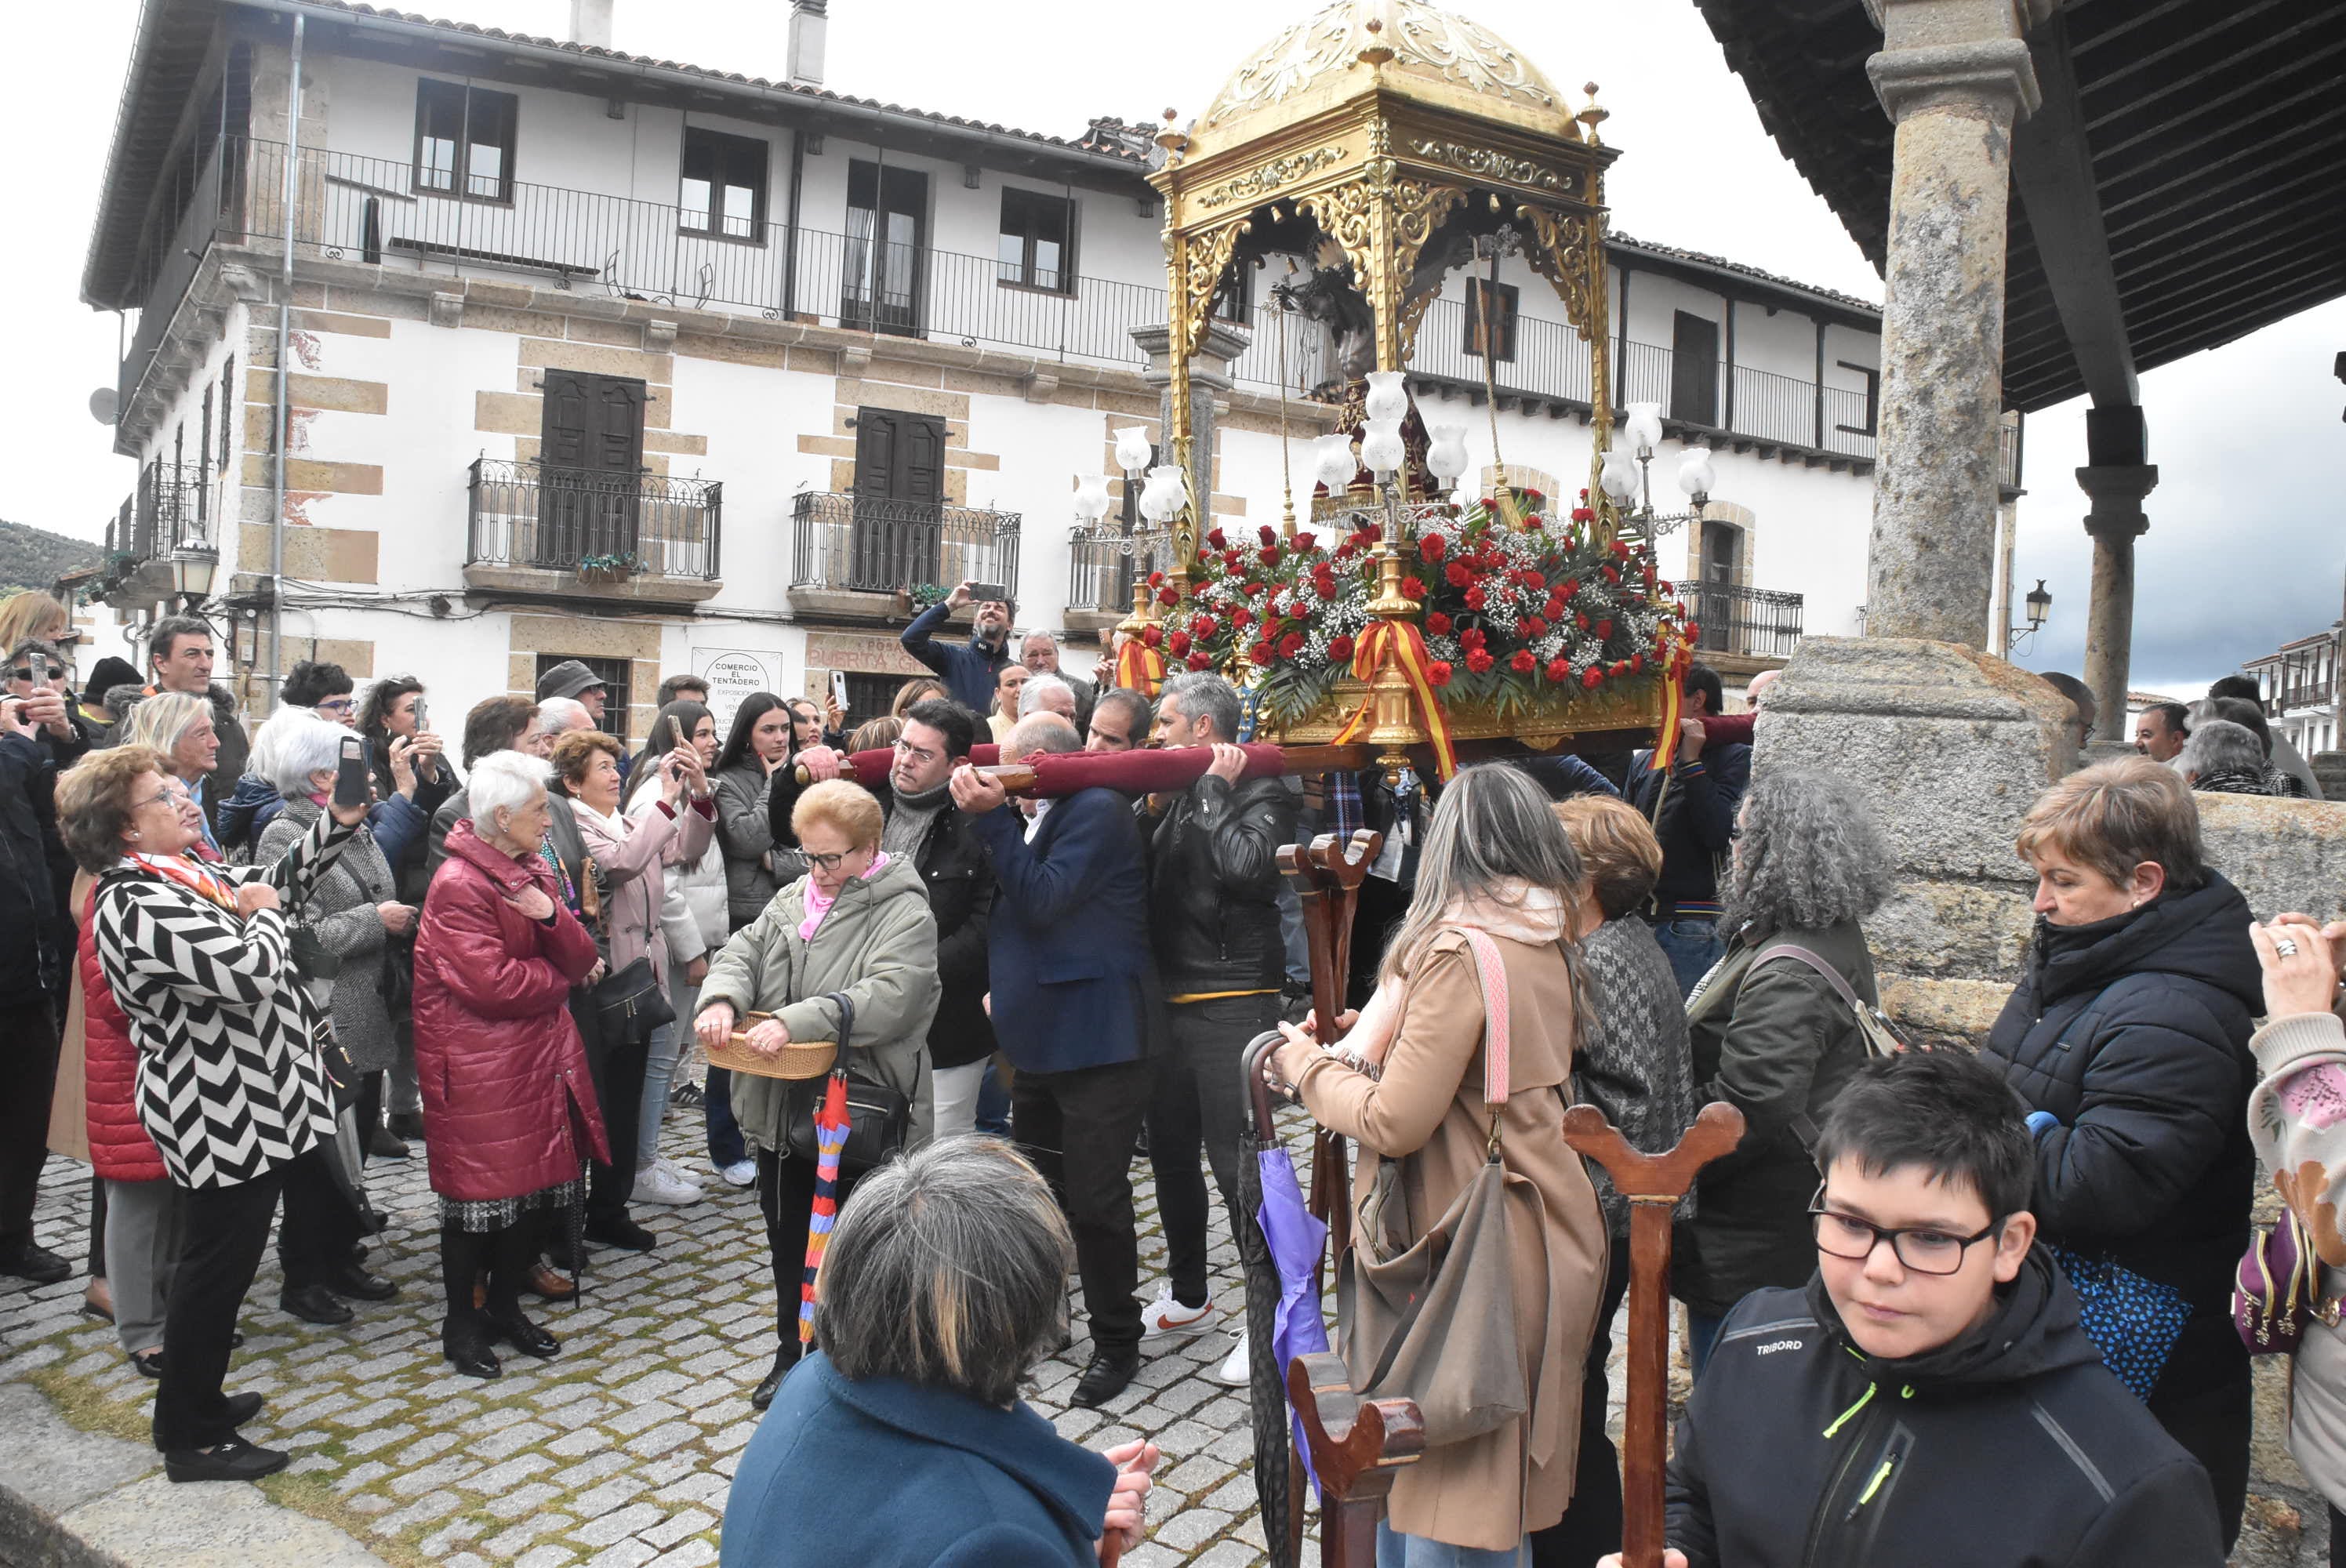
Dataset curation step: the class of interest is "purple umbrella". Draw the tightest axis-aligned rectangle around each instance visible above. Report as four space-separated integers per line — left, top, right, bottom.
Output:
1240 1032 1334 1565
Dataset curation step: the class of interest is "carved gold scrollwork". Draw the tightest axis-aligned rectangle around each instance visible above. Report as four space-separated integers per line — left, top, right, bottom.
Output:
1297 170 1465 372
1515 204 1596 343
1404 137 1573 196
1197 146 1346 210
1172 218 1254 365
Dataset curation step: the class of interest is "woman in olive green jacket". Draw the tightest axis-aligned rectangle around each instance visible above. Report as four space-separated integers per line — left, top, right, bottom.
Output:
694 781 941 1410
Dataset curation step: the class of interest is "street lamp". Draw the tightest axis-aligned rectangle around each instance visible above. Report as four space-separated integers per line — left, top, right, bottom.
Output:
1598 401 1714 538
169 543 219 609
2007 578 2051 653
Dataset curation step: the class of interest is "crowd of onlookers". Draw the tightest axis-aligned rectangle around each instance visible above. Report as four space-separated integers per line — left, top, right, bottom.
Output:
0 580 2341 1568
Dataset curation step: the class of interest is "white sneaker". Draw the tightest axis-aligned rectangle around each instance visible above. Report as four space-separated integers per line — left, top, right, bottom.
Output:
716 1158 758 1189
1138 1287 1219 1340
634 1162 705 1205
1206 1332 1251 1387
655 1156 696 1186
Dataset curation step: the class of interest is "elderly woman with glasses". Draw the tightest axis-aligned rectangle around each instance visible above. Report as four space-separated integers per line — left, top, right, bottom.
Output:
120 692 223 859
721 1138 1156 1568
57 745 368 1483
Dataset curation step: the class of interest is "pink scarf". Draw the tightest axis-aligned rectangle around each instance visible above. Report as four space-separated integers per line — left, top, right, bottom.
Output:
799 852 890 941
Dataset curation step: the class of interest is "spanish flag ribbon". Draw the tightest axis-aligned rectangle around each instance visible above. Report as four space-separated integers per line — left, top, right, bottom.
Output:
1332 619 1459 780
1647 629 1692 772
1114 637 1166 698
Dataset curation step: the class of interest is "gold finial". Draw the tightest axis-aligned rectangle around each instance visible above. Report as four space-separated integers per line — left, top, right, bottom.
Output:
1577 82 1609 138
1156 107 1190 158
1357 16 1395 67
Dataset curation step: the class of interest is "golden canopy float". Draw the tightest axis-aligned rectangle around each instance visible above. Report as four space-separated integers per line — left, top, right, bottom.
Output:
1128 0 1689 778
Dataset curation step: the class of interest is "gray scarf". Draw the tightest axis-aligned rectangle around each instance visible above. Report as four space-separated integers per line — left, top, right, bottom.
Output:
883 780 950 858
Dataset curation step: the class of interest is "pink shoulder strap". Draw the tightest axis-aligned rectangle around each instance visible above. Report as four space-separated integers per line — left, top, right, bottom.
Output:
1456 927 1511 1108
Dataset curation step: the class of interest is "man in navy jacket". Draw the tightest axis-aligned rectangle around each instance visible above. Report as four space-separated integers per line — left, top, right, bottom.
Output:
901 580 1014 713
950 713 1161 1409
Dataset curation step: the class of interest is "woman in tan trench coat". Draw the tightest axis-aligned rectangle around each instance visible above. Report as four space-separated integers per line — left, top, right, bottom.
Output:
1266 764 1608 1566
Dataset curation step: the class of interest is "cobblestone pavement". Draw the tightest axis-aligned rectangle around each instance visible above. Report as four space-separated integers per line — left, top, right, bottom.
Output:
0 1098 1400 1568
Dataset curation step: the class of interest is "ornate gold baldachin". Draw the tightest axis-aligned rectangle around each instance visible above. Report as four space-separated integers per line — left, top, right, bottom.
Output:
1197 146 1348 210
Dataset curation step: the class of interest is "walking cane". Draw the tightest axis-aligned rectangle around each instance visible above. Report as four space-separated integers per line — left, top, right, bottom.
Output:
1278 829 1381 1287
1290 1352 1425 1568
1560 1102 1745 1568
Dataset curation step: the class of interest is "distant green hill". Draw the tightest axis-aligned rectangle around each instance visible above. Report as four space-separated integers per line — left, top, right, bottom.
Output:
0 520 104 596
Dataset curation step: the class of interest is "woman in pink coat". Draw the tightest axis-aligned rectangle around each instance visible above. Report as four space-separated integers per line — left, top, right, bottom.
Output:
415 751 604 1379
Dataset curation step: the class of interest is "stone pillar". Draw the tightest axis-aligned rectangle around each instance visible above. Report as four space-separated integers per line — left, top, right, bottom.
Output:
2078 460 2155 742
1860 0 2047 644
1131 319 1253 572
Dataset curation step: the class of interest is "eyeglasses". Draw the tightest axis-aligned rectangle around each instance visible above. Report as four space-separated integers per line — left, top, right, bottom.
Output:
804 850 862 873
892 737 942 766
315 697 355 715
132 787 196 813
9 666 63 683
1809 1187 2005 1276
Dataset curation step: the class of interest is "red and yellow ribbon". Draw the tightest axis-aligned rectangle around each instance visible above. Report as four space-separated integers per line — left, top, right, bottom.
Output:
1333 619 1459 779
1647 628 1691 772
1114 637 1166 698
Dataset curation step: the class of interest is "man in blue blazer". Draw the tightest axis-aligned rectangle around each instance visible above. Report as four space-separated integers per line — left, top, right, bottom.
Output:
950 712 1160 1408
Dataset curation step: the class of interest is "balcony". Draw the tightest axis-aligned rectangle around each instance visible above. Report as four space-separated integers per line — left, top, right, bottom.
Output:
1065 532 1178 634
789 492 1020 622
1683 581 1806 667
464 459 722 605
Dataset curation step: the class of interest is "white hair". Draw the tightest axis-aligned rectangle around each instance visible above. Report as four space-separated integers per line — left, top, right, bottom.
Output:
469 750 553 832
267 713 352 799
1017 673 1076 718
119 691 213 759
2179 720 2266 781
537 695 590 733
1020 629 1059 652
247 703 318 782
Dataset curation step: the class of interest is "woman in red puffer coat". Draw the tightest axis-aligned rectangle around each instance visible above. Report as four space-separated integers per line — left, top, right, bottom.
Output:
414 752 604 1381
79 884 175 1375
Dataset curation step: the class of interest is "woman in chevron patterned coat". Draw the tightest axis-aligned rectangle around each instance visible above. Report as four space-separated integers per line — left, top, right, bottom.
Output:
58 743 370 1485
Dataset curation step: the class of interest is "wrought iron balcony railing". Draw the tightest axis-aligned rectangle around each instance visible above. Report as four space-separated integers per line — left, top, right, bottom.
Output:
467 459 722 579
1066 531 1178 617
1683 580 1806 662
791 492 1020 599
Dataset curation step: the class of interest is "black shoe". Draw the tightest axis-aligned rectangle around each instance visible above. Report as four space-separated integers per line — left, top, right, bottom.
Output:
0 1243 71 1285
386 1111 427 1142
750 1345 801 1410
487 1310 560 1359
584 1216 656 1253
223 1391 264 1426
1070 1348 1141 1408
364 1125 409 1160
165 1437 289 1483
442 1321 501 1380
670 1082 705 1109
278 1283 354 1325
544 1236 583 1272
133 1351 163 1378
322 1265 399 1302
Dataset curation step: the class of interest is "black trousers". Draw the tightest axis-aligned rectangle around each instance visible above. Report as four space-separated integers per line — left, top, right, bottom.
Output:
438 1211 544 1330
2330 1502 2344 1568
275 1142 363 1290
1015 1055 1153 1354
1147 994 1278 1308
756 1145 862 1349
583 1022 651 1227
153 1161 282 1452
2147 1362 2252 1551
0 1000 60 1254
1530 1241 1632 1568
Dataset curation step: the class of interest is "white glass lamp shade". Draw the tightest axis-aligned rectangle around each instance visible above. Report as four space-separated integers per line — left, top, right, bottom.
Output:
1359 419 1407 478
1138 464 1188 524
1425 423 1470 488
1112 426 1154 477
170 544 219 603
1363 370 1411 423
1676 447 1716 502
1624 402 1665 455
1072 474 1114 524
1313 432 1360 490
1598 448 1640 503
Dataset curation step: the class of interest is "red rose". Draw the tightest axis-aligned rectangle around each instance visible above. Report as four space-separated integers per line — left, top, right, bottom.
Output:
1204 529 1227 552
1295 532 1318 552
1571 506 1594 524
1445 561 1473 588
1576 612 1590 630
1190 613 1217 639
1522 571 1546 593
1249 642 1274 666
1258 525 1278 547
1402 575 1429 600
1277 632 1305 659
1187 651 1211 670
1225 550 1247 573
1421 533 1448 563
1545 597 1567 622
1157 586 1180 608
1147 570 1166 588
1427 660 1454 688
1686 622 1702 642
1461 627 1487 650
1521 615 1549 639
1425 612 1453 636
1582 666 1604 690
1630 652 1645 673
1510 650 1536 674
1168 631 1193 656
1141 625 1164 648
1464 586 1487 611
1259 547 1281 568
1523 488 1545 505
1560 579 1580 601
1657 580 1673 595
1601 564 1621 584
1328 634 1355 662
1611 660 1629 677
1466 648 1495 674
1232 607 1253 629
1545 658 1571 683
1611 539 1631 561
1596 619 1614 640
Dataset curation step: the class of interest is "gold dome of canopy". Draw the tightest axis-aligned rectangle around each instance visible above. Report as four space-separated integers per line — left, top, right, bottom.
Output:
1187 0 1580 162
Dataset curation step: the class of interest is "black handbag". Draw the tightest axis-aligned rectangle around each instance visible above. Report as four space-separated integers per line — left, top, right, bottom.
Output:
588 955 675 1044
783 992 910 1175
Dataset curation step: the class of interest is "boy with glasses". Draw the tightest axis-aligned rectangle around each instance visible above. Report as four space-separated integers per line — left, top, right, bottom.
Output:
1606 1052 2224 1568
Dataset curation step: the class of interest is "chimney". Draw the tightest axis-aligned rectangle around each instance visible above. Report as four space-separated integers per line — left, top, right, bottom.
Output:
787 0 827 88
570 0 614 49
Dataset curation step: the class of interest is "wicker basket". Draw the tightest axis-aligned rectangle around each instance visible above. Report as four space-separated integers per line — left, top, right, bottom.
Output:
703 1012 838 1081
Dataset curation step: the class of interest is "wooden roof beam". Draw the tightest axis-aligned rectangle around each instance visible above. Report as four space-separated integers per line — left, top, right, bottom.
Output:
2011 12 2137 408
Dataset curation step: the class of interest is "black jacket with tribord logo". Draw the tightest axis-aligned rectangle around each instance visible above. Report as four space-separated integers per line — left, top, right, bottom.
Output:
1664 1252 2223 1568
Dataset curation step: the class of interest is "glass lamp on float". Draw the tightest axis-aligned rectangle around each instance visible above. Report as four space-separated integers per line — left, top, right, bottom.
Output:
1425 423 1471 499
1599 400 1714 541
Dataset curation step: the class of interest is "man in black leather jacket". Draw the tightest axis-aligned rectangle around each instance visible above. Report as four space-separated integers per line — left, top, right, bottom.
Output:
1135 672 1295 1378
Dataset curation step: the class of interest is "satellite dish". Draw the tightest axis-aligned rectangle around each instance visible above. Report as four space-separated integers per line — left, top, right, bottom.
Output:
88 387 119 425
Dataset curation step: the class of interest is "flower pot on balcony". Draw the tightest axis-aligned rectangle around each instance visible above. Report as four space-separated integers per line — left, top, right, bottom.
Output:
578 564 634 586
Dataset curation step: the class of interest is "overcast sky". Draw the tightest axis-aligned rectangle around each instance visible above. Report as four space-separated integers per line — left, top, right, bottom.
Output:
6 0 2339 695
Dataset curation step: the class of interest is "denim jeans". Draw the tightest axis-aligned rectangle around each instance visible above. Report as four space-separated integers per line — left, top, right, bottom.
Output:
637 1022 681 1168
974 1057 1013 1138
1650 916 1726 1000
1377 1521 1527 1567
1687 1307 1725 1382
705 1067 746 1168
